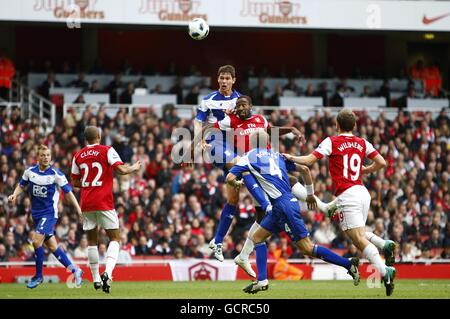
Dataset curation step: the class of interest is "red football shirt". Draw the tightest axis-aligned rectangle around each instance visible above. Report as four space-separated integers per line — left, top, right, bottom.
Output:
312 134 379 196
71 144 124 212
216 114 270 153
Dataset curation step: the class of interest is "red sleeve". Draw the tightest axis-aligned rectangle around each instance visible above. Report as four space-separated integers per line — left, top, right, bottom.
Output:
367 150 379 159
312 151 324 159
71 173 80 180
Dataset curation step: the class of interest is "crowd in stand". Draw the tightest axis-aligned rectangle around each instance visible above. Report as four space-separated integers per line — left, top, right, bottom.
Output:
0 101 449 264
25 58 447 108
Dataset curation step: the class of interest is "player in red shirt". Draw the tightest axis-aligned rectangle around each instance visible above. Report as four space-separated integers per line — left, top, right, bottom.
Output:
71 126 141 293
284 108 397 296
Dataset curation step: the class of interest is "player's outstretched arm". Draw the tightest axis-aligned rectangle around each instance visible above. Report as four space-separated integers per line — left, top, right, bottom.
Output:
7 184 24 204
225 172 243 190
65 191 82 217
295 164 317 210
283 153 318 167
267 127 304 143
115 161 142 175
362 154 386 175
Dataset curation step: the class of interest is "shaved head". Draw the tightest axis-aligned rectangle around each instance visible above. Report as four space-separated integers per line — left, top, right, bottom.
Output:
84 126 101 144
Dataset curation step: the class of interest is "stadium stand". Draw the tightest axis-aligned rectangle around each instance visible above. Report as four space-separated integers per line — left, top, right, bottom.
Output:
0 84 449 264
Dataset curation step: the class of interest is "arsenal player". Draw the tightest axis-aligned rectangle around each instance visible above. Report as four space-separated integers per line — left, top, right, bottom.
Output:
71 126 141 293
284 108 397 296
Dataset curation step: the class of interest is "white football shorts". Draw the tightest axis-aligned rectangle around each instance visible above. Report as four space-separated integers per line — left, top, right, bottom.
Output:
335 185 371 231
82 210 119 231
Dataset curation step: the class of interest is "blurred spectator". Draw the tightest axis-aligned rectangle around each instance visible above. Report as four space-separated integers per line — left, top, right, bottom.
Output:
73 235 89 259
360 85 373 97
397 86 417 108
423 228 444 251
269 85 283 106
410 60 425 80
0 243 8 261
151 84 163 94
40 72 61 99
313 220 336 245
250 78 269 106
185 85 200 104
174 248 184 259
170 76 184 104
0 49 15 101
330 84 345 107
136 77 148 89
107 73 124 103
69 71 89 92
316 82 329 106
304 84 316 97
378 79 391 106
89 79 103 93
120 82 135 104
135 235 152 255
283 77 302 96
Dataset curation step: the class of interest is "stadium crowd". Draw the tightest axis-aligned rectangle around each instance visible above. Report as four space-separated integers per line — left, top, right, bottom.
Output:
0 102 449 265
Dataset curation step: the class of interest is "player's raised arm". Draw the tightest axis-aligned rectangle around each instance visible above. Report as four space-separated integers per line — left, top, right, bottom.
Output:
268 126 304 143
283 153 318 167
7 183 25 204
115 161 141 175
7 166 31 204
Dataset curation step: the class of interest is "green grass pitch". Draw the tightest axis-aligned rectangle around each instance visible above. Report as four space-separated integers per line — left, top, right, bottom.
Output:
0 280 449 299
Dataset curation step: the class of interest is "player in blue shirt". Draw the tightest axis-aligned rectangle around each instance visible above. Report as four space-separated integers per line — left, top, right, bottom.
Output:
227 131 360 293
8 145 84 289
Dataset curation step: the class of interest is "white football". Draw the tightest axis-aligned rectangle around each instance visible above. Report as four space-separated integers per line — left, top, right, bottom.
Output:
188 18 209 40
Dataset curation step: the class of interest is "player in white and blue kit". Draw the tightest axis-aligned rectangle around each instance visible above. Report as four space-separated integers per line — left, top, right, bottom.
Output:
226 131 360 293
8 145 83 289
192 64 241 170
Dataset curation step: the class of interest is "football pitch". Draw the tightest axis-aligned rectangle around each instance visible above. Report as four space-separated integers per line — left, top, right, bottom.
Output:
0 280 449 299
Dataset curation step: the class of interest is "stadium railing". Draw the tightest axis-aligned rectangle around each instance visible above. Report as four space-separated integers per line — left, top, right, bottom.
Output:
63 103 450 122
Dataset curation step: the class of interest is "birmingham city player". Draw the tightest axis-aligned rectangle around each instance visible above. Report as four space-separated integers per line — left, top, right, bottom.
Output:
284 108 397 296
226 131 360 293
8 145 83 289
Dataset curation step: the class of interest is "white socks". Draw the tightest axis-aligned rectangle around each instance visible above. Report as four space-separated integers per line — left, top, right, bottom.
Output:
363 243 387 277
105 241 120 278
365 232 386 250
88 246 101 283
240 222 260 261
291 182 334 214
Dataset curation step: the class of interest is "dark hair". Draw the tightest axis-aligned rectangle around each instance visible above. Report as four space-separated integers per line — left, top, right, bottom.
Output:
217 65 236 78
236 95 252 105
336 108 356 132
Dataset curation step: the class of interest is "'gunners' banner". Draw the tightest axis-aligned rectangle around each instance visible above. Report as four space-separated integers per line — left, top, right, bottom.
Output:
0 0 449 31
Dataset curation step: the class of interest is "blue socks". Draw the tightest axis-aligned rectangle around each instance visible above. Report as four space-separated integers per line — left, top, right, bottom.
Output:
255 242 268 281
34 246 45 278
53 247 76 273
313 245 351 269
243 174 271 212
214 203 237 244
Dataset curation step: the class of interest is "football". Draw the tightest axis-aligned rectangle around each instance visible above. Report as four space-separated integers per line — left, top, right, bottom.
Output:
188 18 209 40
